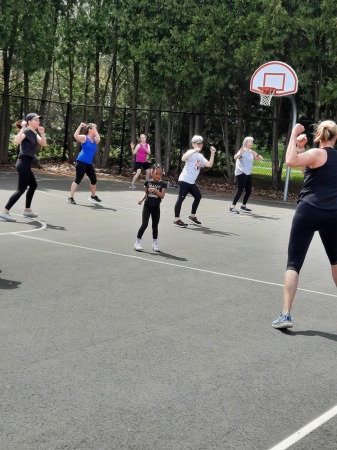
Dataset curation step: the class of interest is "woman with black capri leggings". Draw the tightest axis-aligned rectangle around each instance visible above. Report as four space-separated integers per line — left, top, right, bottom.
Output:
0 113 47 222
68 123 101 205
272 120 337 329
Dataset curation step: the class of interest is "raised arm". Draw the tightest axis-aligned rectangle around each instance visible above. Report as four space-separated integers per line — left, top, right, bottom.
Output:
286 124 322 168
182 148 199 162
204 146 216 168
36 126 47 147
14 121 27 145
74 123 86 143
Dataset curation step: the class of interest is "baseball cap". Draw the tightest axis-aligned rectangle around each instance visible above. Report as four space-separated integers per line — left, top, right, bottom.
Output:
191 135 203 144
26 113 42 122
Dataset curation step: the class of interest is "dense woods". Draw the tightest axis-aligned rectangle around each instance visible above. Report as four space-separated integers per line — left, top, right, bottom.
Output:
1 0 337 188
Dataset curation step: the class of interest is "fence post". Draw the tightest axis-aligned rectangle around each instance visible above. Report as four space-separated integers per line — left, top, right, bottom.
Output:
119 107 127 175
62 102 71 161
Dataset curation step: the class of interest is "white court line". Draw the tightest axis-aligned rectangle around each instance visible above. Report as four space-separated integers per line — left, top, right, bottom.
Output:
0 215 47 235
269 404 337 449
15 234 337 298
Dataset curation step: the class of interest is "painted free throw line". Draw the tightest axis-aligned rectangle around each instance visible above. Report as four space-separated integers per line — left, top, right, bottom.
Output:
16 233 337 298
269 404 337 450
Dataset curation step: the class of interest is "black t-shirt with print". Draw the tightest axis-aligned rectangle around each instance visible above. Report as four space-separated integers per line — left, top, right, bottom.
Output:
144 179 167 207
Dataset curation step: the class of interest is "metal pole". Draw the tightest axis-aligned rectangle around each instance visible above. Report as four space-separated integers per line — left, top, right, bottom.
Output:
119 107 127 175
283 95 297 201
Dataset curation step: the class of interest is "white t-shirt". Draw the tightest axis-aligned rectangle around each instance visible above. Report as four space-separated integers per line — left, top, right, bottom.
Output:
179 151 208 184
235 149 254 176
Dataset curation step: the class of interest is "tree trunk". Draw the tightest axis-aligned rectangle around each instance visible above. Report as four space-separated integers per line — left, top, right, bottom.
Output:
164 83 174 173
23 71 29 116
221 90 233 183
66 59 74 162
102 49 118 168
155 107 161 164
235 83 244 151
0 47 13 162
131 61 139 144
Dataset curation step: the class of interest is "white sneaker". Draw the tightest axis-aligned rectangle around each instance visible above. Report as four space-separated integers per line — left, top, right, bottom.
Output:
0 212 16 222
152 242 160 252
23 210 38 218
134 241 143 251
129 184 136 190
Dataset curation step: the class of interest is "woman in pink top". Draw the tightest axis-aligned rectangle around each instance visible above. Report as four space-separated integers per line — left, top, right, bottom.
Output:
129 134 151 189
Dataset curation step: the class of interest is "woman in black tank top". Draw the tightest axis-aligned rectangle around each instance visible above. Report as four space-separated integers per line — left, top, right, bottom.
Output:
272 120 337 329
0 113 47 222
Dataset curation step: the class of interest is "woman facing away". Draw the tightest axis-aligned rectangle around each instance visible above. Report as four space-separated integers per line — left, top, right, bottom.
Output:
272 120 337 329
0 113 47 222
129 134 151 189
68 123 102 205
229 136 264 214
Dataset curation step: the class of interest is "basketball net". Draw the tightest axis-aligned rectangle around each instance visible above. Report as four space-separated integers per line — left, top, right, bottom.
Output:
259 88 276 106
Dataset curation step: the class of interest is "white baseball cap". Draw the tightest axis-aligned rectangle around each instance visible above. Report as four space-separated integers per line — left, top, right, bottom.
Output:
191 135 203 144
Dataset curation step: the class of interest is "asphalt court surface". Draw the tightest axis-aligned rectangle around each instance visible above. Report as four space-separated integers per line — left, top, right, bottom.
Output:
1 169 337 450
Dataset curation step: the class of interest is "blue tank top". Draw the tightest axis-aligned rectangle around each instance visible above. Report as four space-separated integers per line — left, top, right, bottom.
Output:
299 147 337 210
77 137 97 164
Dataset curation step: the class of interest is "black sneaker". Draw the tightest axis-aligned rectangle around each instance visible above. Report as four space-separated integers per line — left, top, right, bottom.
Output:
89 195 102 203
173 219 188 228
187 215 202 225
240 206 252 213
68 197 76 205
229 207 239 214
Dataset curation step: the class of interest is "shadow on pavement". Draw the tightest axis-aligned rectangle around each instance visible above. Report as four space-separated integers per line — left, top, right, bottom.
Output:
281 329 337 342
0 277 22 289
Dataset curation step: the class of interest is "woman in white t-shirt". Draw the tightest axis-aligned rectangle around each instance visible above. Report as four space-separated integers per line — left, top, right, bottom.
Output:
229 136 263 214
173 135 216 227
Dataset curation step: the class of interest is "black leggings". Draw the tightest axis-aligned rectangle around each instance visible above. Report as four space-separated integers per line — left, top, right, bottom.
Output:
75 160 97 185
137 203 161 239
287 201 337 273
232 173 252 205
174 181 202 217
5 156 37 211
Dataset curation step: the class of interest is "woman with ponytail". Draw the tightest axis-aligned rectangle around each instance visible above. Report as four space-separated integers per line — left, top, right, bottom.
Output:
272 120 337 329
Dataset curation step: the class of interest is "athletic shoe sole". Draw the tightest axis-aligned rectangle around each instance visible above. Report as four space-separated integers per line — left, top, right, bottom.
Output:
272 321 293 329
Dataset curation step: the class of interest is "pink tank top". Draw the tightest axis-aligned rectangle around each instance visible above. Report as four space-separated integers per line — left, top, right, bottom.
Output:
136 143 148 162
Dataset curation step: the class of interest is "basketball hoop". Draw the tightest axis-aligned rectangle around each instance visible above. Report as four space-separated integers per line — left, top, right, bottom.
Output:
258 87 276 106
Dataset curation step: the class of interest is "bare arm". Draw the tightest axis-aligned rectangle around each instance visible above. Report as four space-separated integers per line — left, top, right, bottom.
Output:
131 143 140 156
36 126 47 147
234 147 244 160
286 124 324 168
74 123 86 143
182 148 199 162
92 124 101 144
14 123 27 145
146 144 151 155
204 146 216 168
251 150 264 161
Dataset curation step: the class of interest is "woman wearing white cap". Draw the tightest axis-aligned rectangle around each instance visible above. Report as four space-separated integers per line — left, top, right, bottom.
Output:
0 113 47 222
173 135 216 227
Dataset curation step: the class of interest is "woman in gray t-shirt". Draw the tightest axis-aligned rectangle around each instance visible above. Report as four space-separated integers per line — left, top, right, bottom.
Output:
229 136 263 214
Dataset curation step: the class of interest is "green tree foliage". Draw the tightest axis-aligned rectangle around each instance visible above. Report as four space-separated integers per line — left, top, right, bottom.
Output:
1 0 337 189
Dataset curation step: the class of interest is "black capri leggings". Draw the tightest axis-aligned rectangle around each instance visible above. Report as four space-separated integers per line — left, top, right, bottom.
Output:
137 203 161 239
174 181 202 217
5 156 37 211
232 173 252 205
287 201 337 273
75 160 97 185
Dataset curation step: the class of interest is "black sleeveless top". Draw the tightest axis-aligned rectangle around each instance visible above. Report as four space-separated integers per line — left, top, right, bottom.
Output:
299 147 337 210
19 129 38 158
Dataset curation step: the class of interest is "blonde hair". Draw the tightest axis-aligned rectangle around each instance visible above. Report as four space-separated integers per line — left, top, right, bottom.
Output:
314 120 337 143
242 136 254 147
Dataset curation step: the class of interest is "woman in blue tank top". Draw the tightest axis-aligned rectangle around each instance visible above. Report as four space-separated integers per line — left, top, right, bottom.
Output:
68 123 102 205
272 120 337 329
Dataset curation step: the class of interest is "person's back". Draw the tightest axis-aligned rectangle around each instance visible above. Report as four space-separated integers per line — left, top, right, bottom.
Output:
299 147 337 210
